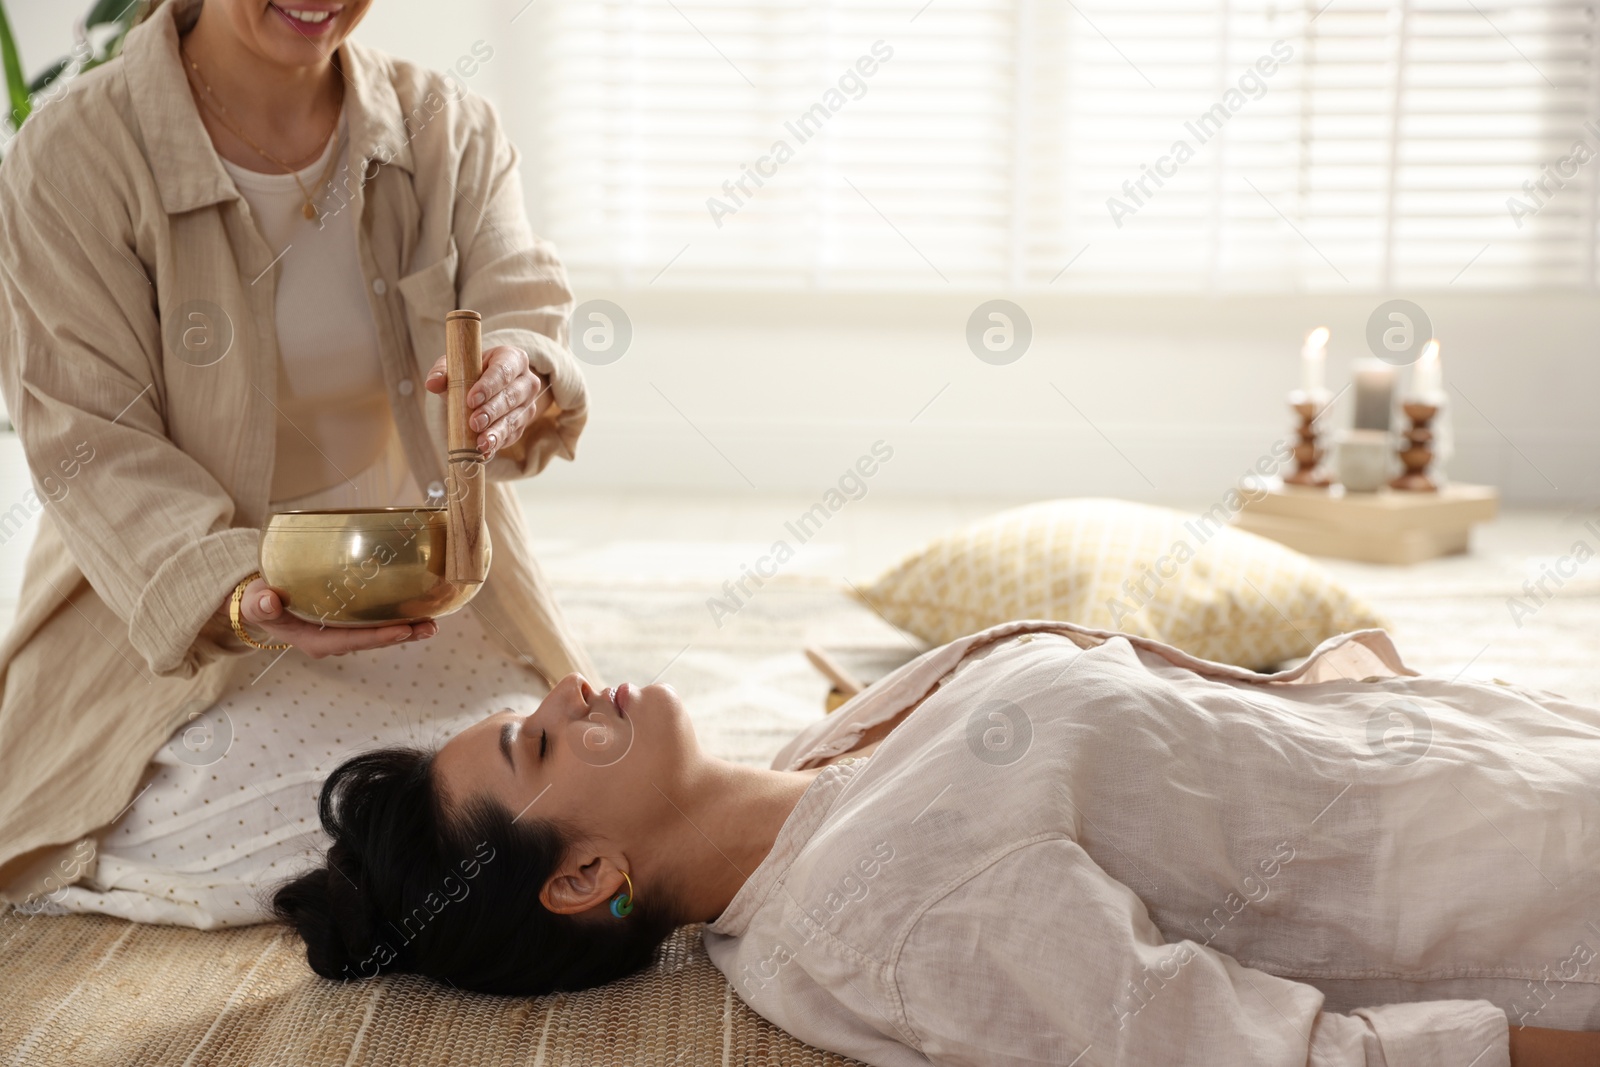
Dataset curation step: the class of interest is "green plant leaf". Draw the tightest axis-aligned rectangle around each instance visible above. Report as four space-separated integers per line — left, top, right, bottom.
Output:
0 0 32 129
27 56 70 96
86 0 137 30
103 26 133 63
93 0 143 70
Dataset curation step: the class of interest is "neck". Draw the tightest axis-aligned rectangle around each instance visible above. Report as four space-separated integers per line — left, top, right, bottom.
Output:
649 760 822 924
182 5 341 143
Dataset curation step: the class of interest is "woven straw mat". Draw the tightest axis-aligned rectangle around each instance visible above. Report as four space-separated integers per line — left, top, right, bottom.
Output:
0 912 867 1065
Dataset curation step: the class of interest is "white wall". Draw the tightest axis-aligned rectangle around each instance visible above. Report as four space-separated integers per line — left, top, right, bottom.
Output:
524 289 1599 506
10 1 1594 505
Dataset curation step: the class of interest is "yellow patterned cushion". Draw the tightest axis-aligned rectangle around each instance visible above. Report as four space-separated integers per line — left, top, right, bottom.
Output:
854 498 1385 670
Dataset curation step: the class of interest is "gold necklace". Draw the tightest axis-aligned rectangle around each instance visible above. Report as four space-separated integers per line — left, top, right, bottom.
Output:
181 44 344 221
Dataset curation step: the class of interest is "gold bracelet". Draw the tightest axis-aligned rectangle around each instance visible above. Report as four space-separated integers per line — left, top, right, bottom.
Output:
230 571 291 651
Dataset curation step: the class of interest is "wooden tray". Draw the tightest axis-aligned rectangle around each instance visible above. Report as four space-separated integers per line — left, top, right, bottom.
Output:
1233 482 1499 565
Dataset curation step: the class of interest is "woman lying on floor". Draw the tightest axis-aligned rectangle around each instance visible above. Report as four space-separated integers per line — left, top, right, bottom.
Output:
274 621 1600 1067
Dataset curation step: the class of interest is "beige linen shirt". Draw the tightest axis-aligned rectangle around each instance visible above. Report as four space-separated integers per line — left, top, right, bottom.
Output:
0 0 597 902
706 621 1600 1066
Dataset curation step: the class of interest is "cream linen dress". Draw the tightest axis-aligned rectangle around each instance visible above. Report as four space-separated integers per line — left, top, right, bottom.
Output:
35 114 548 928
706 621 1600 1067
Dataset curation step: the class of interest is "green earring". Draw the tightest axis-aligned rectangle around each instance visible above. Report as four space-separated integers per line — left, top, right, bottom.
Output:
609 870 634 918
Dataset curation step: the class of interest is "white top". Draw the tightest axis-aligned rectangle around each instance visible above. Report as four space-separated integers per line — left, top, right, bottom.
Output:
220 109 419 508
705 621 1600 1066
36 609 549 927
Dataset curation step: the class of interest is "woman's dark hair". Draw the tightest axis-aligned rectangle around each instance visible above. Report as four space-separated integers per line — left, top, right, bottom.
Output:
271 747 676 995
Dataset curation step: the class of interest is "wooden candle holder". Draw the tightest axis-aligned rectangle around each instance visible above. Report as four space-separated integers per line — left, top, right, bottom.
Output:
1284 391 1332 488
1390 401 1439 492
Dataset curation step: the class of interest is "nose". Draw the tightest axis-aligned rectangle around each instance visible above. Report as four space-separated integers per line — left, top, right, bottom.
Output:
559 672 594 704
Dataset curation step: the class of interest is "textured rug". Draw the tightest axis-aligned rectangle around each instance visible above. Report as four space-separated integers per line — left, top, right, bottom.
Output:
0 915 856 1067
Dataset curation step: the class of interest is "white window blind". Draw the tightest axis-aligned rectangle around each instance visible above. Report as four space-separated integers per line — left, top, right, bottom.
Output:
521 0 1600 292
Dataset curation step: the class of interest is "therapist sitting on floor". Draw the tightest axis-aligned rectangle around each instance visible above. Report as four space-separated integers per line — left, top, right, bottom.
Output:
0 0 596 909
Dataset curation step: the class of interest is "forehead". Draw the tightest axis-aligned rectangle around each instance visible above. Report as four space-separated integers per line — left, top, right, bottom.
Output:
440 708 512 763
433 710 515 798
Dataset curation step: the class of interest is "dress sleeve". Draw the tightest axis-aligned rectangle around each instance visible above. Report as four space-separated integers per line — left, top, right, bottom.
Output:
447 95 588 482
0 135 259 677
892 837 1510 1067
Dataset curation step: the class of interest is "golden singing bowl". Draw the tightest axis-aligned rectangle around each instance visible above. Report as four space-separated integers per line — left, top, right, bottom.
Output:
259 506 490 627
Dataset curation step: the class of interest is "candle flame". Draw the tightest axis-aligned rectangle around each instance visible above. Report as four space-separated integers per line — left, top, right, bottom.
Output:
1304 326 1330 351
1420 338 1440 363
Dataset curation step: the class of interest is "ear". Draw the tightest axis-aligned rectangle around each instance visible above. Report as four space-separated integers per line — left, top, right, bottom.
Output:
540 852 628 916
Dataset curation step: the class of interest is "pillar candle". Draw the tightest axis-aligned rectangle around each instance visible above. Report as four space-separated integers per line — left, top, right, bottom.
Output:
1411 340 1443 403
1352 359 1397 431
1300 326 1329 394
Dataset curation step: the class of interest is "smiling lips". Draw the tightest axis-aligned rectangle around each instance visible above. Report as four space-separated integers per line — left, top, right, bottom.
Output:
269 2 340 36
607 683 634 718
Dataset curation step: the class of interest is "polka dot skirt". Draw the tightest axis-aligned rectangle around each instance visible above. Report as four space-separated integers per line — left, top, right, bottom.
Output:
45 608 548 928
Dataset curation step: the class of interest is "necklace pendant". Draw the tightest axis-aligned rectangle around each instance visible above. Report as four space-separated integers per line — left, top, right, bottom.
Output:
302 202 318 221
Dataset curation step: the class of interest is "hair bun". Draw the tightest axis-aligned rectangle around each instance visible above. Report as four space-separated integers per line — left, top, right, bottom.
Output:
272 841 386 981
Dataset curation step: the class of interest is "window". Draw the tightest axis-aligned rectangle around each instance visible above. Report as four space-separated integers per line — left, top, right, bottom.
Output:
521 0 1600 292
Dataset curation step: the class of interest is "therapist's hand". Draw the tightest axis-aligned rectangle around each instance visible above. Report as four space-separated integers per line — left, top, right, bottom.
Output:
212 578 437 658
423 345 552 461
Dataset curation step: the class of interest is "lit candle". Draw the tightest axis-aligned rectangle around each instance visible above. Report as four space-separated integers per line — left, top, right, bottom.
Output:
1300 326 1329 394
1410 339 1443 403
1352 358 1397 431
